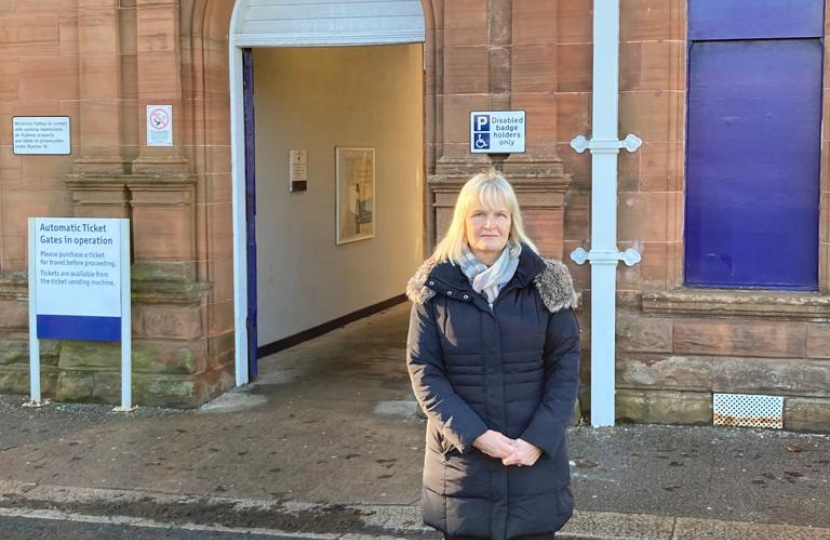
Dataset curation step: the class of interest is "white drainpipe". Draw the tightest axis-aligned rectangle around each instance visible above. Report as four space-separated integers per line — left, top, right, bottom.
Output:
570 0 642 427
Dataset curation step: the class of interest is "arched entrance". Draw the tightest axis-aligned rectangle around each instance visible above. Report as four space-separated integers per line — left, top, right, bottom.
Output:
227 1 430 385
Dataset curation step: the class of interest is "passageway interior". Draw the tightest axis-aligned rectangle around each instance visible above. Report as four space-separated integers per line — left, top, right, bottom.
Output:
252 44 425 352
256 304 413 395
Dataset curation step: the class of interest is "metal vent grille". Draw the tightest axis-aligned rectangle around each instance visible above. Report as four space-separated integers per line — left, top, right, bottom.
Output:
713 393 783 429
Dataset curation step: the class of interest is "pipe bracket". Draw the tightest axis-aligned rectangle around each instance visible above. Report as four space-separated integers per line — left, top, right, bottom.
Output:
570 247 641 267
570 134 643 155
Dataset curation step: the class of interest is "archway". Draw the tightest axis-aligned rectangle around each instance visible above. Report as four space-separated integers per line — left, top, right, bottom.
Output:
226 1 431 385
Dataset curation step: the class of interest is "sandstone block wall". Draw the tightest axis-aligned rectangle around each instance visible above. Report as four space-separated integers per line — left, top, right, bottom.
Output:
0 0 829 428
602 0 830 430
429 0 830 431
0 0 236 407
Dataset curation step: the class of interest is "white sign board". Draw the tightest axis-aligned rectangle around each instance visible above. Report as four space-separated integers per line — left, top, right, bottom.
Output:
146 105 173 147
13 117 71 155
34 218 123 326
470 110 526 154
28 217 133 409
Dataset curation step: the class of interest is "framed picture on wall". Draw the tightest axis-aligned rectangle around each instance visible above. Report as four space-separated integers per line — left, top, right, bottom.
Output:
335 146 375 245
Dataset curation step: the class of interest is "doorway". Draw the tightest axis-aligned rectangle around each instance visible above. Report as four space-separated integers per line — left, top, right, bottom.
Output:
229 1 427 385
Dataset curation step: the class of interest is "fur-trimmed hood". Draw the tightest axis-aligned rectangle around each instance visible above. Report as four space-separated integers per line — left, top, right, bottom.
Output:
405 257 439 305
405 250 578 313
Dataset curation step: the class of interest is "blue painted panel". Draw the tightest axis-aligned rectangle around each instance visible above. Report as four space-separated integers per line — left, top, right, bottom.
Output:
690 0 824 40
37 315 121 342
243 48 258 378
685 40 822 290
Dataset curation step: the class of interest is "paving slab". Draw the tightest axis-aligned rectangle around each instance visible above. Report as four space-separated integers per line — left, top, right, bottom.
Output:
672 517 830 540
559 511 675 540
568 424 830 527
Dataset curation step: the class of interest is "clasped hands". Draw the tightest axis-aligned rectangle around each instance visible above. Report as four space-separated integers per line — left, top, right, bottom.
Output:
472 429 542 467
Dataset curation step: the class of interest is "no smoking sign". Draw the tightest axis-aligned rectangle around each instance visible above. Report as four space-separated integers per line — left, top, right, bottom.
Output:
146 105 173 147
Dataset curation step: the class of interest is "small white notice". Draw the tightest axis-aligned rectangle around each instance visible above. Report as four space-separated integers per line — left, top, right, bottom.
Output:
290 150 308 181
470 110 526 154
146 105 173 147
13 117 71 155
289 149 308 192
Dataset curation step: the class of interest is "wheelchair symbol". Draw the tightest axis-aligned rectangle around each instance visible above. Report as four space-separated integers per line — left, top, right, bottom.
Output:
474 133 490 149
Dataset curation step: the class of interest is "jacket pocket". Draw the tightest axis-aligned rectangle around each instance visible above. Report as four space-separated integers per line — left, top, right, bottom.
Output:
439 434 459 458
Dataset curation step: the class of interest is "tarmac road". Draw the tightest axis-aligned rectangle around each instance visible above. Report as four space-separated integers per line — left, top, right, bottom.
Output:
0 515 311 540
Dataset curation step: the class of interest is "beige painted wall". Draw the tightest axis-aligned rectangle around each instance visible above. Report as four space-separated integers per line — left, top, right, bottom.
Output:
253 45 424 346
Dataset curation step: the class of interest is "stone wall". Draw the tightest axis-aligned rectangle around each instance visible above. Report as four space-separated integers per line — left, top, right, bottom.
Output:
606 0 830 431
1 0 829 428
0 0 236 407
611 291 830 431
426 0 830 431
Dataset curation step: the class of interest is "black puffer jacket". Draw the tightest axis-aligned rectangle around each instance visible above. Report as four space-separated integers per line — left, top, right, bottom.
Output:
405 247 580 540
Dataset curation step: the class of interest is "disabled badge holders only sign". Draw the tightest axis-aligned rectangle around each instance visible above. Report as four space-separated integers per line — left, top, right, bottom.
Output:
470 111 526 154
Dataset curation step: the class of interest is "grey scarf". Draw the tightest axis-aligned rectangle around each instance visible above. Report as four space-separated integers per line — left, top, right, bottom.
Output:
459 244 521 305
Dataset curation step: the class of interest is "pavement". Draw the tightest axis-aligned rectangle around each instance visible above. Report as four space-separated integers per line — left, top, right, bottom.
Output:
0 303 829 539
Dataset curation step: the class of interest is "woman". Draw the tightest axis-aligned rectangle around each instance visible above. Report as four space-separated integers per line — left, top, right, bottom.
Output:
405 170 580 540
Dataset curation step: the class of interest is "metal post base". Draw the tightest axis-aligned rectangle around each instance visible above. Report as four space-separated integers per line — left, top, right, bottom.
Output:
113 405 138 413
22 399 51 409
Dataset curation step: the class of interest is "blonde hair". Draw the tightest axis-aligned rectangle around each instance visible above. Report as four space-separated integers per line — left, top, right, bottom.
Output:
431 169 538 264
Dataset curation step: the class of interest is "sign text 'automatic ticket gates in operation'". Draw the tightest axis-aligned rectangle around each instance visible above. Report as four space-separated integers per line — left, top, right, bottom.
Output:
28 218 133 411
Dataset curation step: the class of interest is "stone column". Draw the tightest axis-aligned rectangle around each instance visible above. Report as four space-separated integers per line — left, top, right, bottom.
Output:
511 0 560 158
489 0 512 111
68 0 131 218
428 0 572 255
74 0 128 175
129 0 196 280
132 0 189 174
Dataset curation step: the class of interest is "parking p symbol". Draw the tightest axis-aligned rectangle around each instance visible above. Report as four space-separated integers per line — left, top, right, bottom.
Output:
474 115 490 132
